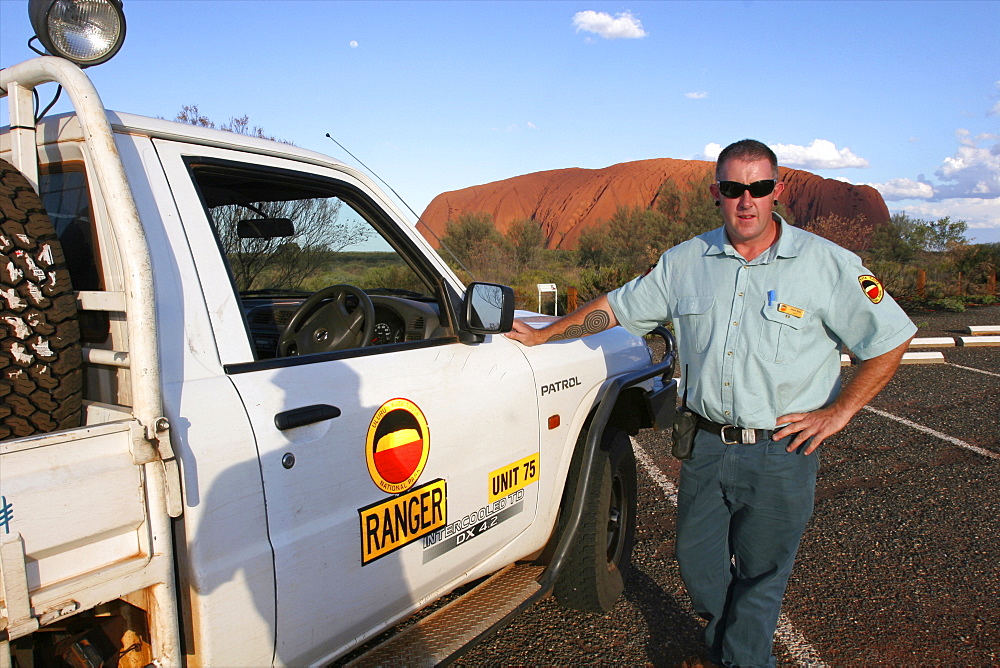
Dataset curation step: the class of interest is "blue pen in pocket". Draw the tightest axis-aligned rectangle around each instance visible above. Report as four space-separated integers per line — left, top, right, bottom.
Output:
767 290 776 306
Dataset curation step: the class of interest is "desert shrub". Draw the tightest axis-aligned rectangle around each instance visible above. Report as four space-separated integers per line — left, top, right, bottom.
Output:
807 213 871 252
439 211 513 283
927 297 966 312
865 260 921 301
577 264 639 302
506 218 547 269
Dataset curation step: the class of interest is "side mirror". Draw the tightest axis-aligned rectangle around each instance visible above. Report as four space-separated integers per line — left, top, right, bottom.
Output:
464 282 515 335
237 218 295 239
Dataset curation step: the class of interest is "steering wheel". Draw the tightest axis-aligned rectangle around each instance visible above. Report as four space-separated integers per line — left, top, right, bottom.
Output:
278 284 376 356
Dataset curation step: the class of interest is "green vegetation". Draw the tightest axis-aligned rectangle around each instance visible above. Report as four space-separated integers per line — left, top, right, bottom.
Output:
173 108 997 315
438 184 997 314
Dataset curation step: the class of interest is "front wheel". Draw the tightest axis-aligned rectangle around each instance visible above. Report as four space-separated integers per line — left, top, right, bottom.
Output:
554 427 637 613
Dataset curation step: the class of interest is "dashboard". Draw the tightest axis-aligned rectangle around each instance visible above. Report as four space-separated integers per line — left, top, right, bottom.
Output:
243 294 444 359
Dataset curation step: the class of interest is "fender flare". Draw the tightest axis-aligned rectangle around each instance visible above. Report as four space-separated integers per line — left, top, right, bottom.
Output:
541 326 677 588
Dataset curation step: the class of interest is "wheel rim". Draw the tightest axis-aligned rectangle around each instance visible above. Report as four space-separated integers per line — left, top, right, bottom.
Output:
606 472 627 570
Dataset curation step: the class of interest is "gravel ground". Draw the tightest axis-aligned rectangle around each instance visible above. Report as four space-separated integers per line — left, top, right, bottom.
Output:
458 304 1000 666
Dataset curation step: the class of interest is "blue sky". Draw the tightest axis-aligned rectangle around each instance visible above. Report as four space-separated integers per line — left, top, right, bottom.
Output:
2 0 999 243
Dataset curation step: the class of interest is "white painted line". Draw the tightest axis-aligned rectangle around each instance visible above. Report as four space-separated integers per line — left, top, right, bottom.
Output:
631 438 827 667
945 362 1000 379
863 406 1000 460
909 337 956 348
967 325 1000 335
775 615 829 667
632 437 677 503
901 351 945 364
958 335 1000 347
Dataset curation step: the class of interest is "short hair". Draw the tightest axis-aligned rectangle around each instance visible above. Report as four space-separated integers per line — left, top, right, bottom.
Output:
715 139 779 180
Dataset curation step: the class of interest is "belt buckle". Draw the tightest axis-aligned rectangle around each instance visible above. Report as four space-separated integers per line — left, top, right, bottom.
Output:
721 425 756 445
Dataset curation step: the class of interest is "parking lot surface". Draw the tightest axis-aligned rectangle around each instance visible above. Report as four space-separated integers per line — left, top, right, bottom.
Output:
459 304 999 666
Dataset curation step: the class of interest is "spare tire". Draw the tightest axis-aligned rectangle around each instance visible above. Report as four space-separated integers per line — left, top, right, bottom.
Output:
1 158 83 440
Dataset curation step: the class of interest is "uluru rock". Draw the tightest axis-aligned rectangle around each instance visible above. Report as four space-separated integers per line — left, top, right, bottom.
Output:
418 158 888 249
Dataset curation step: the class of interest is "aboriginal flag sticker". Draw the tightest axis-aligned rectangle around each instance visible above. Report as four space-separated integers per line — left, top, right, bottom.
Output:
858 274 885 304
366 398 430 494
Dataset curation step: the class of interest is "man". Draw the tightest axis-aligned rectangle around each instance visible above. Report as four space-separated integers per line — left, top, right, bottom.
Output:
506 139 915 667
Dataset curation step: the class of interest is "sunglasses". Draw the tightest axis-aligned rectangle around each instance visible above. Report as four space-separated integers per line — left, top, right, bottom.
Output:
717 179 777 199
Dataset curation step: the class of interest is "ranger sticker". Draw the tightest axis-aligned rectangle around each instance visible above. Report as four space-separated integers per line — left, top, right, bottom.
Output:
359 478 446 565
366 398 430 494
488 453 540 503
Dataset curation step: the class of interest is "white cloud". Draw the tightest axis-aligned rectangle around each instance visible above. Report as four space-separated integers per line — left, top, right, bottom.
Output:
771 139 870 169
685 91 708 100
572 11 647 40
867 178 935 201
699 139 868 169
349 40 358 48
932 130 1000 199
526 121 538 130
701 143 722 160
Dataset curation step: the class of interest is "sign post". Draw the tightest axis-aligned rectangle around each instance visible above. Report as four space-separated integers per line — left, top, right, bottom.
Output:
536 283 558 316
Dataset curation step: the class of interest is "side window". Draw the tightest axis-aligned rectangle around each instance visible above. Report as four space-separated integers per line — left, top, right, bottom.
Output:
38 165 109 343
188 162 453 360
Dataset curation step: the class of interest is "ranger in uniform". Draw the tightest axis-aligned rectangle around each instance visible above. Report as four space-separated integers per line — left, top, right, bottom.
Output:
507 139 916 667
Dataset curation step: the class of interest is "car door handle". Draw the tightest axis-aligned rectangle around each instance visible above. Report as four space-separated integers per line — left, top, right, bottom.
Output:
274 404 342 430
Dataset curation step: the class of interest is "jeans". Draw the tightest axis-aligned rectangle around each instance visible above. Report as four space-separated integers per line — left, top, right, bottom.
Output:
676 428 819 668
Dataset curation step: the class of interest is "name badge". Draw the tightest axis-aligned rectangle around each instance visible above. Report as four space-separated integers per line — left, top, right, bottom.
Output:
777 303 805 318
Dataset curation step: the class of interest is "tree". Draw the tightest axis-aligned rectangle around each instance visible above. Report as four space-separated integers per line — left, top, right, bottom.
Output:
211 196 372 291
174 104 291 143
923 215 968 253
505 218 547 268
807 213 872 252
677 172 724 240
870 212 970 263
439 211 510 282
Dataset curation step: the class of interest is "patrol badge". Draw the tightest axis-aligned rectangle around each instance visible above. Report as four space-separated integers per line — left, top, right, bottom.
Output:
858 275 885 304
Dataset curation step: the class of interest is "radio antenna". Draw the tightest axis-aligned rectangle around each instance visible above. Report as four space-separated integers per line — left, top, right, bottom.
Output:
324 133 475 280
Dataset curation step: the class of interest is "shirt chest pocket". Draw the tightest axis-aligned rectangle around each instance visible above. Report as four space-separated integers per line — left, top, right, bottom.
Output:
757 304 809 364
675 295 715 354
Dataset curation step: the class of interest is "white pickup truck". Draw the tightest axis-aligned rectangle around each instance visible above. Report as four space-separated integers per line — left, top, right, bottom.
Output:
0 2 677 666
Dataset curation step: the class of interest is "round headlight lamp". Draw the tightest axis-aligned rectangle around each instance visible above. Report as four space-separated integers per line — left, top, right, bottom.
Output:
29 0 126 67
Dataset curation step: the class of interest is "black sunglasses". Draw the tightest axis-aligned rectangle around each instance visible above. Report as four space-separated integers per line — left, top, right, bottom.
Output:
717 179 777 199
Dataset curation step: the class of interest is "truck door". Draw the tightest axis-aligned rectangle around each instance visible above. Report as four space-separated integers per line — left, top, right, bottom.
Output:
155 142 541 666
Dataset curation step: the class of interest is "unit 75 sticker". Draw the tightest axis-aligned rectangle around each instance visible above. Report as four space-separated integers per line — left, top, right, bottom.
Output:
488 453 540 503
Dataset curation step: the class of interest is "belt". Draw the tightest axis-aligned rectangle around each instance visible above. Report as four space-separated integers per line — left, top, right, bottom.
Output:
696 416 774 445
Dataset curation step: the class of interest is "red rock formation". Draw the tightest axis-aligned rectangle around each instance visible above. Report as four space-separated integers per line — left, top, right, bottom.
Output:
417 158 888 249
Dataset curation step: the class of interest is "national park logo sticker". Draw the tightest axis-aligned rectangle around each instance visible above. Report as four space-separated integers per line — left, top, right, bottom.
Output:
858 275 885 304
366 398 430 494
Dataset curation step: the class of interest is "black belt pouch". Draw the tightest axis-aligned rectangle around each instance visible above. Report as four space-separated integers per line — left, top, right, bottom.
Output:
671 407 698 460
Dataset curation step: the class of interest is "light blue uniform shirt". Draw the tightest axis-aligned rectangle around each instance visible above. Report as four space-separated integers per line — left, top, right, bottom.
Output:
608 216 916 429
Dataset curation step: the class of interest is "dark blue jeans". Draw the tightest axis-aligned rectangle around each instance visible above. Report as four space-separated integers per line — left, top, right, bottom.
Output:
676 428 819 667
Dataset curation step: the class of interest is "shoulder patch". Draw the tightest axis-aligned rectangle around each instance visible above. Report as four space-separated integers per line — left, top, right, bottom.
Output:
858 275 885 304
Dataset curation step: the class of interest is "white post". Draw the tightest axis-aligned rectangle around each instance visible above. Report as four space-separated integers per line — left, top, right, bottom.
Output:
536 283 558 316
